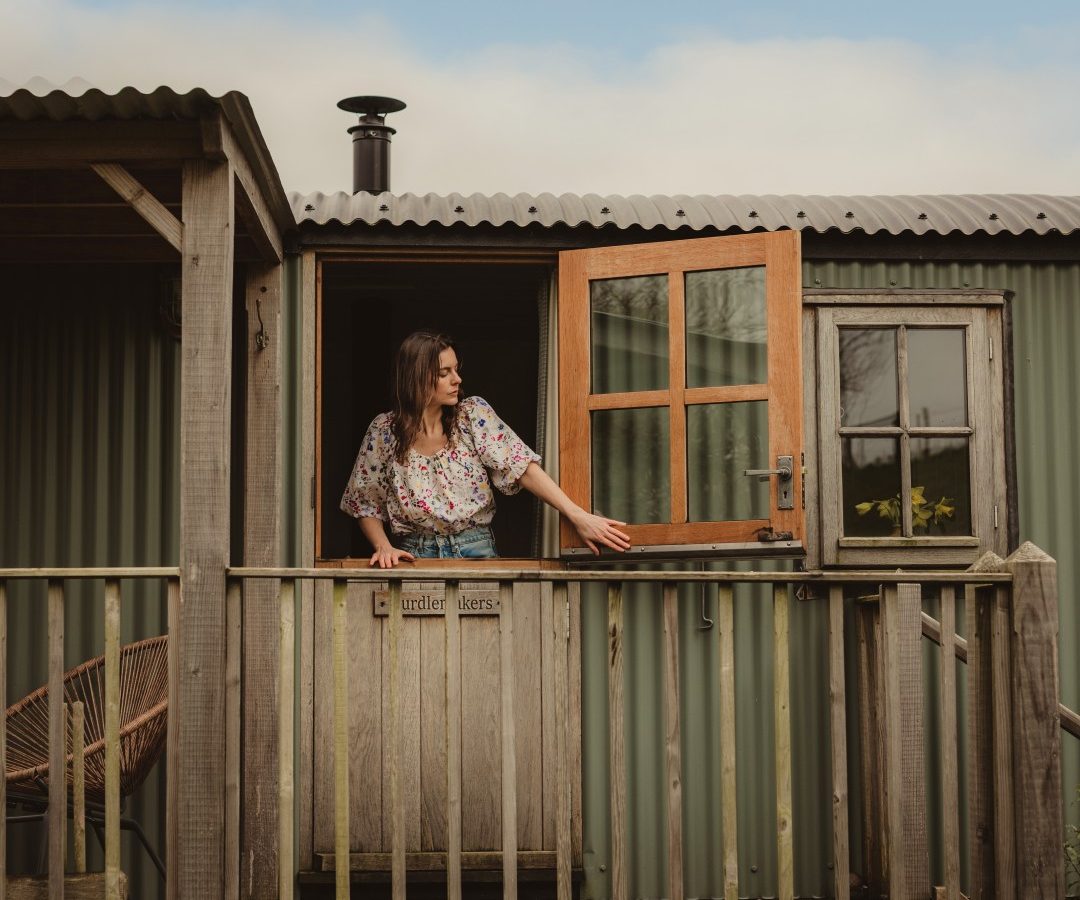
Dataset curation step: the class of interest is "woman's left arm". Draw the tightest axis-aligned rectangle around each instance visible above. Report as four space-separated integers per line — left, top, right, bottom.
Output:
518 462 631 554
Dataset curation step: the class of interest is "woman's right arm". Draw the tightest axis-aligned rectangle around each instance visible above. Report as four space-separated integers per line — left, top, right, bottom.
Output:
360 517 415 569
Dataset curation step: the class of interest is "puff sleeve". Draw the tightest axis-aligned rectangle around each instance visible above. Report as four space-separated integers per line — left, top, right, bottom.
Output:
340 413 394 521
458 396 541 495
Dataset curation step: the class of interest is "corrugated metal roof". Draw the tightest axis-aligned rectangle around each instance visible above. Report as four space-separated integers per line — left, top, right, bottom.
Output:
0 85 294 235
291 190 1080 237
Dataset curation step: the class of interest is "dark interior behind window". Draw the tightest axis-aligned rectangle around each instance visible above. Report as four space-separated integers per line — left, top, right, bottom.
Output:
320 261 547 560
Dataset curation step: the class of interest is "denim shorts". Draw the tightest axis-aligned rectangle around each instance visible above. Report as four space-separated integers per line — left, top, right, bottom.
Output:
397 525 498 559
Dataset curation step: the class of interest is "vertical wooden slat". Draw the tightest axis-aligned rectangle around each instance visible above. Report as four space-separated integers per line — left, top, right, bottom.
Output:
1005 543 1061 899
989 583 1016 900
0 580 6 900
717 585 738 900
882 584 930 900
225 579 242 900
104 578 121 900
279 580 296 900
661 583 684 900
966 579 996 900
332 579 350 900
166 576 180 900
773 584 793 900
389 581 405 900
897 327 912 535
856 601 886 894
668 272 687 524
552 582 572 900
499 582 518 898
938 586 961 899
608 582 627 900
72 701 86 874
48 580 65 900
827 586 850 900
445 581 463 900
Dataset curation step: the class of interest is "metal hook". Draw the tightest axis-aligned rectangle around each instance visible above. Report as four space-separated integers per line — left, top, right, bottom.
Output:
698 582 713 630
255 292 269 351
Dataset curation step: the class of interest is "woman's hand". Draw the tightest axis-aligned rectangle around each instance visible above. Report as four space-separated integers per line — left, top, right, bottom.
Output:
369 545 416 569
568 509 632 555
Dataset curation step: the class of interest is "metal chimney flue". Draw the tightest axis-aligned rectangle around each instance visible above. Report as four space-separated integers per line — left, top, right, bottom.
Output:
337 95 406 194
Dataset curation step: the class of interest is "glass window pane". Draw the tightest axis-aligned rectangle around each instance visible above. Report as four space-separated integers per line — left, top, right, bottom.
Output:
908 328 968 427
685 267 767 387
591 275 668 393
591 407 670 523
911 438 972 535
687 401 769 521
839 328 899 427
842 438 902 536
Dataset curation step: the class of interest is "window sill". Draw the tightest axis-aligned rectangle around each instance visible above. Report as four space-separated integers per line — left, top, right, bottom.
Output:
316 558 564 571
561 540 805 563
838 536 980 549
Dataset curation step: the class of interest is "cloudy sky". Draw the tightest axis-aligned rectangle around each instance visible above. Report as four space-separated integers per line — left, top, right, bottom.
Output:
2 0 1079 197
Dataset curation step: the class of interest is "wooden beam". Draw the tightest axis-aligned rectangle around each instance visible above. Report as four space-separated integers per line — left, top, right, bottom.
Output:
661 583 684 900
827 587 850 900
205 112 284 263
104 580 122 900
178 157 235 898
47 580 65 900
774 585 793 900
241 262 283 900
498 581 518 899
225 580 242 900
607 583 627 900
0 118 203 166
90 163 183 252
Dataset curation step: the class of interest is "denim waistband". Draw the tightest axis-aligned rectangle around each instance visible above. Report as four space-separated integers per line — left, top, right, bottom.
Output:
398 525 494 552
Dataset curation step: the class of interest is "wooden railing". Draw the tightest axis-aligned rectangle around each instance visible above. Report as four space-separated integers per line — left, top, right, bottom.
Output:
234 543 1068 900
0 567 178 900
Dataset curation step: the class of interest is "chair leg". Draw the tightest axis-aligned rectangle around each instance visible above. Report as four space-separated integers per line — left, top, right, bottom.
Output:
119 814 167 883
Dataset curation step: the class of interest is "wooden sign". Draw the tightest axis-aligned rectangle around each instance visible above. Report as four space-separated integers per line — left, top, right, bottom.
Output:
373 589 501 617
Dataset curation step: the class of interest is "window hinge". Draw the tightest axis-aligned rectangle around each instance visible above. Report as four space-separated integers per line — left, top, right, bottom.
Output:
989 336 994 361
994 505 999 529
311 475 316 510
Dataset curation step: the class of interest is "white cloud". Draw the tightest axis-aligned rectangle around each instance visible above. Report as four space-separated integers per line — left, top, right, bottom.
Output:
3 0 1078 196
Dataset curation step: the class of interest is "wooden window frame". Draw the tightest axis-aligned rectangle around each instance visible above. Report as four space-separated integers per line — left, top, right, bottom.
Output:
814 299 1008 567
558 232 804 556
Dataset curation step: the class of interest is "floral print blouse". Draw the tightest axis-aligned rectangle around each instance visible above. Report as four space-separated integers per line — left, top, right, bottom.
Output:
340 396 541 536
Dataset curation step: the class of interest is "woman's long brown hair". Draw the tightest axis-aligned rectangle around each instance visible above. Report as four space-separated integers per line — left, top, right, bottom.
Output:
390 331 458 464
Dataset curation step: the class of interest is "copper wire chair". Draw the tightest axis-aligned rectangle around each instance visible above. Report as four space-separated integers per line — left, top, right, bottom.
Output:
5 634 169 878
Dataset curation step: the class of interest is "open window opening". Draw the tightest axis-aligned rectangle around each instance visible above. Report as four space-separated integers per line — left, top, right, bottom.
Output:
317 259 551 563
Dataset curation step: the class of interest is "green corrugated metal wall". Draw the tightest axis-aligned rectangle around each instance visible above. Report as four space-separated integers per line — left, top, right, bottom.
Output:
0 264 178 897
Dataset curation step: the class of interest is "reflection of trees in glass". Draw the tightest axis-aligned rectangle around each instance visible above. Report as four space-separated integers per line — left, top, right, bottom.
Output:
839 328 898 427
590 276 667 325
685 267 766 343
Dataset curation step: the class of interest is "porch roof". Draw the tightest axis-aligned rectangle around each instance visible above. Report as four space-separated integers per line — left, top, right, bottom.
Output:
291 190 1080 238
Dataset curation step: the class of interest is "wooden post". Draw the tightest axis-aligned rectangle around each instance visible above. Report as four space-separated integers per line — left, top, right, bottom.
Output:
855 600 885 894
332 580 350 900
48 579 65 900
1004 543 1063 898
965 553 1003 900
388 580 405 900
881 584 930 899
279 581 296 900
104 579 121 900
990 582 1016 898
552 582 572 900
498 582 518 899
72 701 86 874
608 582 627 900
166 577 180 900
177 155 235 897
827 586 850 900
445 581 463 900
717 585 738 900
242 262 283 899
774 585 793 900
661 583 683 900
938 587 961 899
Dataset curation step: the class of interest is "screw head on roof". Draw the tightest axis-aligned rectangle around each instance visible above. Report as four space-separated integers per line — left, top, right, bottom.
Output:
379 203 389 211
796 210 806 218
845 211 854 218
748 210 758 218
454 205 464 213
676 208 686 217
918 212 928 220
988 212 999 220
528 205 538 214
600 206 611 214
304 203 315 212
1037 212 1047 219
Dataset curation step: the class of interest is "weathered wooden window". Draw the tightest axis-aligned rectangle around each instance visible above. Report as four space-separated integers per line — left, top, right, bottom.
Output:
812 298 1008 566
558 232 804 555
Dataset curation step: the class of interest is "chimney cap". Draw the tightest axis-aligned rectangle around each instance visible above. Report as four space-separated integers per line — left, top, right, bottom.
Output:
337 95 406 117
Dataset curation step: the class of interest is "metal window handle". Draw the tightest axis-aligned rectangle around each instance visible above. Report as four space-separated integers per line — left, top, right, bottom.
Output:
743 455 795 510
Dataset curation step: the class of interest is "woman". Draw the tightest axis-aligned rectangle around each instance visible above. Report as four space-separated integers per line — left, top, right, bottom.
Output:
341 331 631 567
